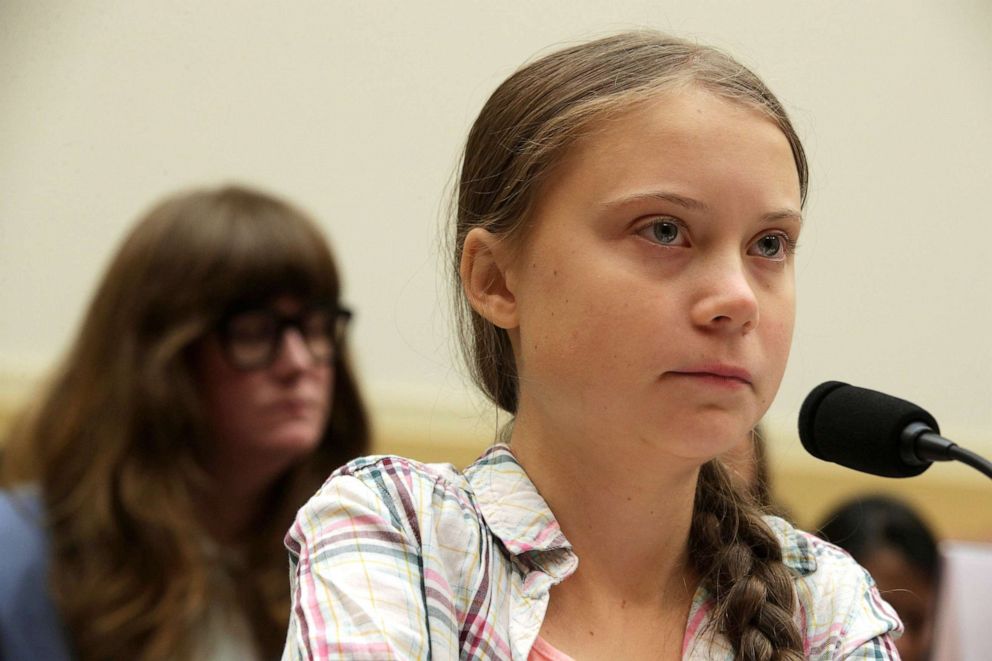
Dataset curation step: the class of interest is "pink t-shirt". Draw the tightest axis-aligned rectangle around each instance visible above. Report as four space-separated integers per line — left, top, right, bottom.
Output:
528 636 575 661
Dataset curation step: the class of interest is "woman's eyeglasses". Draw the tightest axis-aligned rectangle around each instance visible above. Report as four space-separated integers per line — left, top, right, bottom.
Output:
217 304 352 370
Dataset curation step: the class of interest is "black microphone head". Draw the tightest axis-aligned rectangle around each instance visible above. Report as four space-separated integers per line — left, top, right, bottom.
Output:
798 381 939 478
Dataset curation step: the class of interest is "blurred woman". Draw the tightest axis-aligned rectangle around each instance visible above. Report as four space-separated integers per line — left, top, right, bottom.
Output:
0 185 369 660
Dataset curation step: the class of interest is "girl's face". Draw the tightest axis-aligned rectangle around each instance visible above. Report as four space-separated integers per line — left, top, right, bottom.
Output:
507 86 802 461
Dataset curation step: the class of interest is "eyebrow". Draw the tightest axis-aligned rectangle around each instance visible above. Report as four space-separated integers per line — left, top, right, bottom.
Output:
601 191 804 225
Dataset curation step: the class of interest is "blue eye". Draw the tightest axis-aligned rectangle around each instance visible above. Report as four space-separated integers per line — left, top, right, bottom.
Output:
652 222 679 244
640 218 688 246
748 232 795 260
755 235 781 257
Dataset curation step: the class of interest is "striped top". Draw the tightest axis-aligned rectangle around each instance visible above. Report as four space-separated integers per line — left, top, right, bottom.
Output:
283 445 902 660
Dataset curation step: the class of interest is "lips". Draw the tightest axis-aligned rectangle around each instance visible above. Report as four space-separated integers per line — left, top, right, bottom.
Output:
271 397 320 416
669 364 753 385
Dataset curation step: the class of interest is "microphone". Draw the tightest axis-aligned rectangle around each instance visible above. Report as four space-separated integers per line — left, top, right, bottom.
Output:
798 381 992 479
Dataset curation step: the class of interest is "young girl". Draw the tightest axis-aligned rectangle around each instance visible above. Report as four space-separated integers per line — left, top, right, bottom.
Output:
0 186 369 660
283 32 901 660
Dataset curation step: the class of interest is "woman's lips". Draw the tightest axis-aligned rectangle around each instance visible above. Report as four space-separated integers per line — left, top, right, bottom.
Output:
668 364 753 388
271 398 319 416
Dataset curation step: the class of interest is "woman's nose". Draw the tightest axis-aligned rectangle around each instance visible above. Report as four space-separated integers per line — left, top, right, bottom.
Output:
271 328 315 373
690 258 759 334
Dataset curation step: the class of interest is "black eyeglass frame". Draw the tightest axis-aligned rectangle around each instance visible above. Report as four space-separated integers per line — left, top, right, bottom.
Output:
215 302 352 371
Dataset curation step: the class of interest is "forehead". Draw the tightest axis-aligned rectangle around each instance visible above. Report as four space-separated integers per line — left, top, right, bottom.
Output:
538 86 800 213
226 294 325 317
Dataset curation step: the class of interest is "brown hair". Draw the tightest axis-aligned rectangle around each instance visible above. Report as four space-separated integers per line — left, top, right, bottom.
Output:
2 185 370 659
722 426 778 512
453 32 805 660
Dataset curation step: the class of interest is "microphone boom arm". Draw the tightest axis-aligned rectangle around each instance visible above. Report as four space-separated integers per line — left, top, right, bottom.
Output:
902 421 992 480
948 445 992 480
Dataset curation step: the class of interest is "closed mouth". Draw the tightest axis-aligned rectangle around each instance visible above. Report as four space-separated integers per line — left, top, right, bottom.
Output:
669 365 753 385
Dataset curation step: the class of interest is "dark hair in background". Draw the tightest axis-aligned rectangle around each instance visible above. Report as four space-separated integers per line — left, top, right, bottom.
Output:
817 495 940 580
452 31 808 661
1 185 370 660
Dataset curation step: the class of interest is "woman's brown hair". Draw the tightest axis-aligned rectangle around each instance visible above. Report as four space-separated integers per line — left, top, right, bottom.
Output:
1 185 370 659
452 32 806 660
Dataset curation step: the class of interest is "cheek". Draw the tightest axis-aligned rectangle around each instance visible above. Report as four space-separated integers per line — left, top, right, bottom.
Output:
761 284 796 354
205 374 266 437
519 275 663 406
766 316 795 356
195 349 252 436
519 266 608 356
316 366 334 419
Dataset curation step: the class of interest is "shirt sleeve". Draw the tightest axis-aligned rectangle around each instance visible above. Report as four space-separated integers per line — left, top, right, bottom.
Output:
0 489 73 661
835 575 903 660
791 529 904 660
282 467 433 661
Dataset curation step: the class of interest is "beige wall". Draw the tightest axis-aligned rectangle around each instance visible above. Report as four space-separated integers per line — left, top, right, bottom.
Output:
2 2 990 539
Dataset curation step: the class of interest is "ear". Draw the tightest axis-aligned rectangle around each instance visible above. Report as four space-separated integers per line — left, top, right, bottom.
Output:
460 228 518 329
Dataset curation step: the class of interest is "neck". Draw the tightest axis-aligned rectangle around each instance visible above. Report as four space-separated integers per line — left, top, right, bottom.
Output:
510 403 701 607
197 457 288 545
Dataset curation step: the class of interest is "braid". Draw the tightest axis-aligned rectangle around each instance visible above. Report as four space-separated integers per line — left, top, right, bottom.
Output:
690 460 804 661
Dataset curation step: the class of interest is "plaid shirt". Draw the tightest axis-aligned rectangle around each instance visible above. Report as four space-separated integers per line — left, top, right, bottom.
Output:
284 445 902 660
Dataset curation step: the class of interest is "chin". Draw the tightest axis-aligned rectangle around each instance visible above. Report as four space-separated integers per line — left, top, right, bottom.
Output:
259 424 325 457
645 413 753 459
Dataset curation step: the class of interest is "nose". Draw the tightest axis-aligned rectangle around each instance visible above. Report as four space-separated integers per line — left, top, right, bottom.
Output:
271 328 315 374
690 257 759 334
